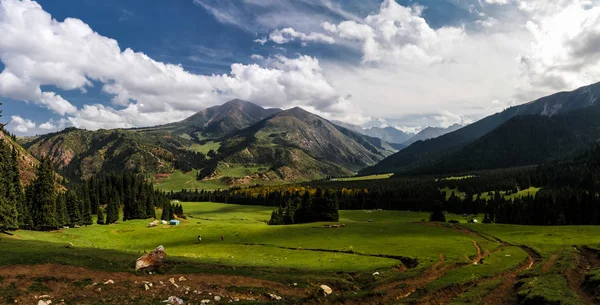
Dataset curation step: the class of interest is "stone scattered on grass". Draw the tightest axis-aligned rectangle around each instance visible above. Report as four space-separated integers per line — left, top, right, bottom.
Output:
178 276 187 282
268 293 282 300
320 284 333 295
214 295 221 301
169 278 179 288
163 296 184 304
103 280 114 285
136 245 167 270
201 299 211 304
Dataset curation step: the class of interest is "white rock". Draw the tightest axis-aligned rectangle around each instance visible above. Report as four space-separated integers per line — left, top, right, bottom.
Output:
320 284 333 295
179 276 187 282
214 296 222 301
37 301 49 305
104 280 114 285
201 300 211 304
268 293 282 300
144 283 150 291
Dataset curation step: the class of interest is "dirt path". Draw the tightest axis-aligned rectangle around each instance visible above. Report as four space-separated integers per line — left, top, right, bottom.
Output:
0 264 307 305
371 252 457 304
566 246 600 305
481 245 537 305
410 224 541 305
470 240 491 265
542 250 561 273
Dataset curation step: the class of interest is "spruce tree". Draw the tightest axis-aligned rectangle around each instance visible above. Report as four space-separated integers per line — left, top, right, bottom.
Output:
96 207 105 225
105 195 119 224
66 190 82 226
55 193 69 227
160 201 171 221
81 191 93 225
31 158 59 230
0 139 18 231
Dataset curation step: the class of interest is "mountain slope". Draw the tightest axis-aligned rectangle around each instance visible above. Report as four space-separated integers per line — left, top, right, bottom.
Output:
214 107 395 181
361 81 600 175
23 128 194 181
149 99 281 140
420 104 600 174
402 124 462 146
0 131 39 185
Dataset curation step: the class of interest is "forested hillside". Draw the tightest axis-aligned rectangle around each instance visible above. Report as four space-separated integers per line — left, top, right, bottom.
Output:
361 81 600 175
417 104 600 174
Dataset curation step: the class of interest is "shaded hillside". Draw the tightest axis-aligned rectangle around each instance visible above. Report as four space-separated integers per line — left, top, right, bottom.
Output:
23 128 194 181
146 99 281 140
0 131 38 185
361 81 600 175
215 107 395 181
402 123 462 146
419 104 600 174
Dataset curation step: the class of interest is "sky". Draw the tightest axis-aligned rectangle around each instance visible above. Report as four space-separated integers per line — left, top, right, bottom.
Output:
1 0 600 135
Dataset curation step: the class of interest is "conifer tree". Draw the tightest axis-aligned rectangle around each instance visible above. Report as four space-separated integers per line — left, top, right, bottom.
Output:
55 193 69 226
105 195 119 224
96 207 105 225
66 190 82 226
81 190 93 225
160 202 171 221
30 158 59 230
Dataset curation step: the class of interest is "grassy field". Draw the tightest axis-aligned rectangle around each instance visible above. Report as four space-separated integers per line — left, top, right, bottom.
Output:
4 203 600 304
153 171 228 192
188 141 221 155
8 203 497 272
442 186 541 200
332 173 393 181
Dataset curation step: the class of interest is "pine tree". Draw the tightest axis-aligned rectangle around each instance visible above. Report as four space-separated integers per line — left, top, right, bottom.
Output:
96 207 105 225
81 191 92 225
55 193 69 226
160 201 171 221
66 190 82 226
105 195 119 224
0 139 19 231
31 158 59 230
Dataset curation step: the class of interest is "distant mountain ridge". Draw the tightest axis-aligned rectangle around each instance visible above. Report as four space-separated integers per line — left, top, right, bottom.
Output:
332 121 414 144
23 100 394 185
361 81 600 175
147 99 281 140
402 123 462 146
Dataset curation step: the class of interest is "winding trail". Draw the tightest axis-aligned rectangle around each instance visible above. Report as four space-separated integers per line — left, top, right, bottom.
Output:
566 246 600 305
407 224 541 305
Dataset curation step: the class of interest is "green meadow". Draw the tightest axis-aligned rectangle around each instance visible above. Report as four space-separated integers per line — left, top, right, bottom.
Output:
4 202 600 304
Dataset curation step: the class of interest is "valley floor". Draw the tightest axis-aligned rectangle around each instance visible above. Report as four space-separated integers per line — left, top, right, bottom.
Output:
2 202 600 304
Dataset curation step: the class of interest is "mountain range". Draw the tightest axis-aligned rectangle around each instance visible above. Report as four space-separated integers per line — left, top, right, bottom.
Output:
332 121 461 146
15 80 600 186
361 81 600 175
21 100 394 185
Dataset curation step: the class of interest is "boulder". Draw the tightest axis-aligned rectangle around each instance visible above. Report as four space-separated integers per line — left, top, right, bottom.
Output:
320 284 332 295
135 245 167 270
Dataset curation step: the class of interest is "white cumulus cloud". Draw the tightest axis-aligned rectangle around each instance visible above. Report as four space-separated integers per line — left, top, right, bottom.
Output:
269 28 335 45
0 0 363 130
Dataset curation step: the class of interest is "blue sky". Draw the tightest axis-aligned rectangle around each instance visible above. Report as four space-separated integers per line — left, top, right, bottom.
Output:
1 0 600 135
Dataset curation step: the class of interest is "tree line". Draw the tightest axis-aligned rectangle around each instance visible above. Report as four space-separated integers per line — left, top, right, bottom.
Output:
0 106 182 232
